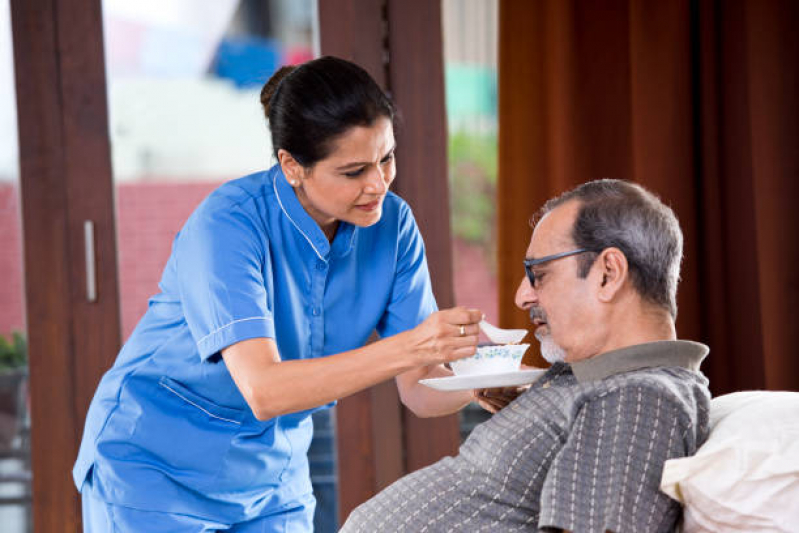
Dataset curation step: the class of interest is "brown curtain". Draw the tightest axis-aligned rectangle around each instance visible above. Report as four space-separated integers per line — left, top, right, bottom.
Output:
498 0 798 395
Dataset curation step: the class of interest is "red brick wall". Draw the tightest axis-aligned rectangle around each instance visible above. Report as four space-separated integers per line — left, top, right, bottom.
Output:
0 182 497 343
115 181 222 338
0 184 25 336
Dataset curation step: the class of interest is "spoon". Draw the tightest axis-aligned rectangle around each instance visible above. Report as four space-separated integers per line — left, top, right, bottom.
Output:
478 319 528 345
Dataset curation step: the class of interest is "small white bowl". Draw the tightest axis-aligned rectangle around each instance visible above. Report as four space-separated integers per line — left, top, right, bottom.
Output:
449 344 530 376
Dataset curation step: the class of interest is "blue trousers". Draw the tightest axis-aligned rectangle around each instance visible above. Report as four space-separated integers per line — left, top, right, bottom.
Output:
81 490 315 533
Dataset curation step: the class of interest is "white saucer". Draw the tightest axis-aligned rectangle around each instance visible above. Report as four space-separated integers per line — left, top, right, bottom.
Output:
419 368 547 392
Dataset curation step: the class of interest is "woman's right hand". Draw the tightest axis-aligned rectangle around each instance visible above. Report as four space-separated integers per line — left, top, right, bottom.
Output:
405 307 482 367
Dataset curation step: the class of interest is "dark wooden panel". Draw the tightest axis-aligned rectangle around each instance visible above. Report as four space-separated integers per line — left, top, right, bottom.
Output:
10 0 120 531
318 0 388 87
55 0 121 423
369 380 404 491
11 2 77 529
321 0 460 519
319 1 403 522
386 0 461 472
334 379 404 523
335 388 377 519
386 0 454 308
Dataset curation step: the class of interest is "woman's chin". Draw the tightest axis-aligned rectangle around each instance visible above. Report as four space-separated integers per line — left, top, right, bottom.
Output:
349 208 383 227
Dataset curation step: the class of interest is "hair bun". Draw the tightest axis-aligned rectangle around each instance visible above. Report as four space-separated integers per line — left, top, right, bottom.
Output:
260 65 297 117
261 56 395 167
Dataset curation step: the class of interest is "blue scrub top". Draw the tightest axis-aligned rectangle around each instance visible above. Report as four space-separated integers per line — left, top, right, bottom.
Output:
73 165 437 524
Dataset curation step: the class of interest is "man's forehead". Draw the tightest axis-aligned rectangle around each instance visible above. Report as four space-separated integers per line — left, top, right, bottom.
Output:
528 200 580 256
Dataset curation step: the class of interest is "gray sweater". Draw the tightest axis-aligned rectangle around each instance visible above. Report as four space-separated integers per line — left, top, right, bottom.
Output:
341 340 711 533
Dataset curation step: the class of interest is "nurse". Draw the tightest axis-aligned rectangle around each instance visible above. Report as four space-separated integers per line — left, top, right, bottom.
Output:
73 56 482 531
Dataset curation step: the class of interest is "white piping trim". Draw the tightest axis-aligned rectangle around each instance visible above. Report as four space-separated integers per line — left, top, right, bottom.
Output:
196 316 270 346
159 381 241 425
272 178 327 262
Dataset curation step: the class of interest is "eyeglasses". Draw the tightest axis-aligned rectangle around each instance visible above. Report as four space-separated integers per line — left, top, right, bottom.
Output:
523 248 594 288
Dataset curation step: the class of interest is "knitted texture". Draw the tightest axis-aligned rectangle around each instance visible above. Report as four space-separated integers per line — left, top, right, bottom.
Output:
342 360 710 533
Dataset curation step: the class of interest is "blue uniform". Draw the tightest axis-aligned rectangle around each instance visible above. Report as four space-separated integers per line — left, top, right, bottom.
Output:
73 165 437 528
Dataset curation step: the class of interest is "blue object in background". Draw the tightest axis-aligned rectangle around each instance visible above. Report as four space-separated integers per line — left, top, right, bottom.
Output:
213 36 282 88
309 408 338 532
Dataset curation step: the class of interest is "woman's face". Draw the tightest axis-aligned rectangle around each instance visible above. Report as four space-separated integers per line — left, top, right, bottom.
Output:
282 117 396 236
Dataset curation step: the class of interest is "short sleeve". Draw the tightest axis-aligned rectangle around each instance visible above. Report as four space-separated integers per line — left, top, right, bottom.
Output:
539 385 688 533
176 200 274 361
376 202 437 338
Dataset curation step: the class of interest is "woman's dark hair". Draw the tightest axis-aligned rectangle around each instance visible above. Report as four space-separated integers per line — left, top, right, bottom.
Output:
260 56 395 167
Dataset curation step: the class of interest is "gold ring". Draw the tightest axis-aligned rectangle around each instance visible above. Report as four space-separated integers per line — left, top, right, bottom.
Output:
459 325 466 337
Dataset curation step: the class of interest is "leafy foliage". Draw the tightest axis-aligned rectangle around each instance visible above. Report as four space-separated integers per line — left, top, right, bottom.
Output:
448 131 497 245
0 331 27 371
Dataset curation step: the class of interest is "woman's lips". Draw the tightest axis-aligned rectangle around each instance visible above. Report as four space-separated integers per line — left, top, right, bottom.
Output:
355 199 381 211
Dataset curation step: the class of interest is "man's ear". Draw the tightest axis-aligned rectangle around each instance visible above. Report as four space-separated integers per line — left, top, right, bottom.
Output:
277 149 304 186
595 247 628 303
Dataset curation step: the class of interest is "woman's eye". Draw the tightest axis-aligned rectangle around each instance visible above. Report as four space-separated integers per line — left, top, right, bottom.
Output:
344 168 365 177
381 153 395 164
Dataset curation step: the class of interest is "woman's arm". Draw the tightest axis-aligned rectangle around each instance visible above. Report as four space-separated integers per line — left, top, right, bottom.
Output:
396 363 539 417
223 307 481 420
394 364 473 418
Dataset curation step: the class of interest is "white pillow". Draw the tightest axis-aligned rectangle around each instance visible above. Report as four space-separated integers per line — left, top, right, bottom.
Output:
660 391 799 532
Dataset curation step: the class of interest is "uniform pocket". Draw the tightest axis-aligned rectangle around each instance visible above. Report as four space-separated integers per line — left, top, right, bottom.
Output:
158 376 245 425
118 375 247 491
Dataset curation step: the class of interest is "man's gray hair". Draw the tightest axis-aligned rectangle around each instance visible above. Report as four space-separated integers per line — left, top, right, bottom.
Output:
540 179 683 318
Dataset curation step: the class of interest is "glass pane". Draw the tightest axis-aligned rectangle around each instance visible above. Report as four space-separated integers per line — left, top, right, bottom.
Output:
103 0 337 530
0 1 32 530
442 0 500 440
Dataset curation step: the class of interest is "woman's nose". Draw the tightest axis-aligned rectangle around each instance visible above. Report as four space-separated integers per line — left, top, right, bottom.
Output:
364 166 388 194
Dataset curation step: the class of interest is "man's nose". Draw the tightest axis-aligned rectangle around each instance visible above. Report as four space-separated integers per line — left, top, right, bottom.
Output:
514 276 537 309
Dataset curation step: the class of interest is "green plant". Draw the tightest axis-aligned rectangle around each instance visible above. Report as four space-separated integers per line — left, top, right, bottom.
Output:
0 331 27 371
448 131 498 244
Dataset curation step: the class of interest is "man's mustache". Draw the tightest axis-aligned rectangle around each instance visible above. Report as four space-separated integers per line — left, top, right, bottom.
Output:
529 306 547 323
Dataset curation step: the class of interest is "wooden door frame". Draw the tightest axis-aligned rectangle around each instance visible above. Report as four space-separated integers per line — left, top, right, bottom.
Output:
10 0 121 531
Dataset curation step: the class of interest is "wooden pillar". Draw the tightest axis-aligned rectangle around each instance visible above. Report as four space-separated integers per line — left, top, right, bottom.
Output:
385 0 460 474
318 0 404 519
319 0 458 522
10 0 121 531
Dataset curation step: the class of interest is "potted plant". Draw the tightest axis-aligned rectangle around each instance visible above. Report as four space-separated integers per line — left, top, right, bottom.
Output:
0 332 27 451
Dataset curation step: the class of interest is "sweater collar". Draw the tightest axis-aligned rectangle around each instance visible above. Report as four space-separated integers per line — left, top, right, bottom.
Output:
569 340 708 383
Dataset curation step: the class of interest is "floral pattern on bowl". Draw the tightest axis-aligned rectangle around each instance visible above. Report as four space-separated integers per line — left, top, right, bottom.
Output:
450 343 530 376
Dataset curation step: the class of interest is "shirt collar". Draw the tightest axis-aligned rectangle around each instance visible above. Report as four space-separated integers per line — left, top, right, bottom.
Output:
330 222 356 259
271 166 356 261
569 340 709 383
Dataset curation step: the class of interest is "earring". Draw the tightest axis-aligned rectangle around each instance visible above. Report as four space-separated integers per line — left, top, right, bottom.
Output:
290 180 298 186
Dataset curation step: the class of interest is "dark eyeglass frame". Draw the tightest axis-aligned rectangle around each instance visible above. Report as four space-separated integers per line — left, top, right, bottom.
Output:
523 248 595 288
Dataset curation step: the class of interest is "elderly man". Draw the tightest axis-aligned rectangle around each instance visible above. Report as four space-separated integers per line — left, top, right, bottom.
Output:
341 179 710 532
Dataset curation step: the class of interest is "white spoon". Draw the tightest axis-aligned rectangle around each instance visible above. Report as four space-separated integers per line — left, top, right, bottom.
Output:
479 319 528 345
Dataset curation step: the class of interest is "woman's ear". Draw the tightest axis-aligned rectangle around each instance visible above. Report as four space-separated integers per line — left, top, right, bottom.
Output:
277 149 303 186
595 247 628 303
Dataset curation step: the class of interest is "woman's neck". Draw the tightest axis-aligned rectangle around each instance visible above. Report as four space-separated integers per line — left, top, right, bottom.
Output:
294 186 339 242
322 221 339 242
